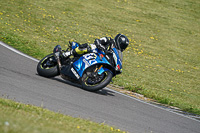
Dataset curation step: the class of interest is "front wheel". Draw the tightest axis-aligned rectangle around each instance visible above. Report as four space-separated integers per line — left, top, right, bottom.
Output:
37 53 59 78
81 65 113 92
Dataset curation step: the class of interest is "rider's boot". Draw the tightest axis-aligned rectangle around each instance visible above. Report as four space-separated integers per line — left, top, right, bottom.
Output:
53 45 62 60
53 45 62 70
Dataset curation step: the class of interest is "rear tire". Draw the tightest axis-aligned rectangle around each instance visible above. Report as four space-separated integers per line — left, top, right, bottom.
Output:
37 53 59 78
81 66 113 92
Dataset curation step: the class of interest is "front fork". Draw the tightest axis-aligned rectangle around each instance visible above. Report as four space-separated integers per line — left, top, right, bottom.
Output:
94 65 103 73
53 52 61 71
57 57 62 71
53 45 63 71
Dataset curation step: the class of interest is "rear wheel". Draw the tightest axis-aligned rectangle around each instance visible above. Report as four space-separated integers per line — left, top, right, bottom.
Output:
81 65 113 92
37 53 59 78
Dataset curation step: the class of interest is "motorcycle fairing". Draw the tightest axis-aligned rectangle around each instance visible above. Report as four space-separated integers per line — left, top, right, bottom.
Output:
60 63 79 80
72 53 112 78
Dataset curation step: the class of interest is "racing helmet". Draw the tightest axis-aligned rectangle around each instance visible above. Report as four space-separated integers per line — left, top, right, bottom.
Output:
114 34 129 52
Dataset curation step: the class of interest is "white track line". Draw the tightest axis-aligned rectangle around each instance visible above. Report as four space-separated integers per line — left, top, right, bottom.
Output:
0 41 199 122
0 41 39 62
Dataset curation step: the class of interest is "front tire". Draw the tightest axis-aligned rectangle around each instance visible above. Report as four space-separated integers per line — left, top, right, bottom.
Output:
81 66 113 92
37 53 59 78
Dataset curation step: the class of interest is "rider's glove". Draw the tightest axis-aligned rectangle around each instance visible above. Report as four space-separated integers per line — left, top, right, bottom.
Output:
94 39 100 46
99 37 110 45
94 39 105 50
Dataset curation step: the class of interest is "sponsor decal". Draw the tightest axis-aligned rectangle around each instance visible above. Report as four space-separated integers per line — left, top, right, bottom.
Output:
113 53 118 64
106 55 110 60
118 58 122 65
113 53 122 70
71 68 80 79
83 59 90 68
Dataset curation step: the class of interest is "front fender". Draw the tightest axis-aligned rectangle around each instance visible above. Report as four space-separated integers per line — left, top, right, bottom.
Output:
98 67 111 75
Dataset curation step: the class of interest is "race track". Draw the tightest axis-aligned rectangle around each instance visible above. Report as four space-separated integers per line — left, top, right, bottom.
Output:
0 42 199 133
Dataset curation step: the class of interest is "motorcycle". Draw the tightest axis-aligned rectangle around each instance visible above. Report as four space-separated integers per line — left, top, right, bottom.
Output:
37 41 123 92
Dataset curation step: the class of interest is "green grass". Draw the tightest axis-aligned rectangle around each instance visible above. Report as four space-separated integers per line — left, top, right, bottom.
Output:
0 98 124 133
0 0 199 116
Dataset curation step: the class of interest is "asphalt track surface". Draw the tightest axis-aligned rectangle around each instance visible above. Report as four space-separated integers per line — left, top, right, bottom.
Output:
0 42 199 133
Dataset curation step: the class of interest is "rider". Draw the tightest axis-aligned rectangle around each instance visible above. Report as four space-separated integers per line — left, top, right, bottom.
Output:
60 33 129 58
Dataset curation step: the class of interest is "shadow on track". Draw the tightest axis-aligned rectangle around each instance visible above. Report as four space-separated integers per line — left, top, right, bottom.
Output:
51 77 115 96
36 74 115 96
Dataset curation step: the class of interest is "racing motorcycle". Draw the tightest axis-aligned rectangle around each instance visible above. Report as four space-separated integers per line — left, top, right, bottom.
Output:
37 41 123 92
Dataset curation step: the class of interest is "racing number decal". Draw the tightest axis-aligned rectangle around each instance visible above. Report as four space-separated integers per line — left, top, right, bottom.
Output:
83 53 97 64
83 53 97 60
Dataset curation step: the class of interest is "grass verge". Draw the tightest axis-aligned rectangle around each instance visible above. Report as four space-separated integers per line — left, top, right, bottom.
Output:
0 0 199 115
0 98 124 133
